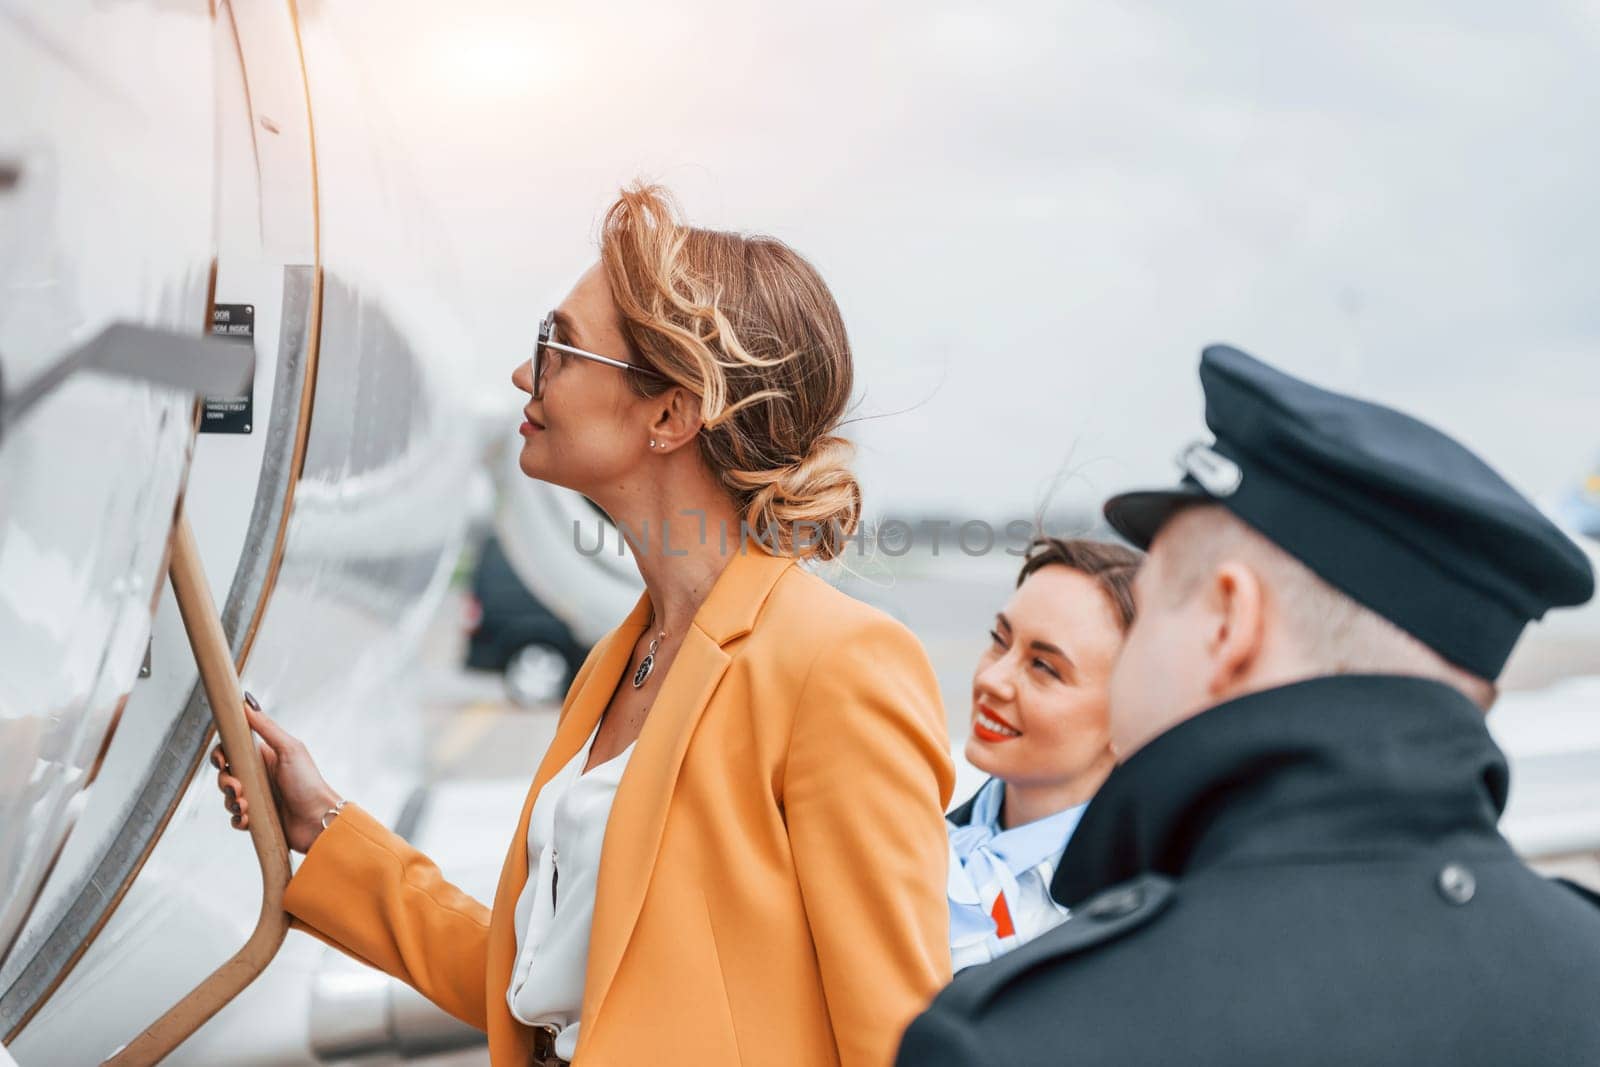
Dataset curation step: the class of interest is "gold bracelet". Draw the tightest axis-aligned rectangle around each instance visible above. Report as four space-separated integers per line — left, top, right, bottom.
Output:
320 799 347 830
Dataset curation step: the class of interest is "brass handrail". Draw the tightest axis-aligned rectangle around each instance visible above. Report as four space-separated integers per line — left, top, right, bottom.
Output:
104 514 291 1066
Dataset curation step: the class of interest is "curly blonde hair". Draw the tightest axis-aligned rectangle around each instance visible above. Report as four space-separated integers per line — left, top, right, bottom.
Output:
599 183 860 561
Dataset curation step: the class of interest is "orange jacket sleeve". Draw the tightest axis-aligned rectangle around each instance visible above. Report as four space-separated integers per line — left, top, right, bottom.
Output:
784 615 955 1067
283 802 492 1031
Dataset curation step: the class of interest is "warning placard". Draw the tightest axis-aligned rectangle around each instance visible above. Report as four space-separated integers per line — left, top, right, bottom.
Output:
203 303 255 434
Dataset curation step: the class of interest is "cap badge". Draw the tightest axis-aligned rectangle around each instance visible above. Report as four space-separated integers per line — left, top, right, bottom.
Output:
1178 441 1243 498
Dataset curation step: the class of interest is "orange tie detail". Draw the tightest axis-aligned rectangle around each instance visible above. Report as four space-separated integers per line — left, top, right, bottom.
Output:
990 892 1015 939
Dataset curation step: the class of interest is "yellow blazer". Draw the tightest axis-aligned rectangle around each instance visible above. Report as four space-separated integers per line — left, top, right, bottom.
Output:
283 546 955 1066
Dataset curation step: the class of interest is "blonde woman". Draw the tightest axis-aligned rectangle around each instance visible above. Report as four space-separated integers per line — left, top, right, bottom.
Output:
213 185 954 1067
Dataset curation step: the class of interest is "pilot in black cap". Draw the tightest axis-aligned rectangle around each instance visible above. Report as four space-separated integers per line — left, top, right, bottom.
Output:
1104 344 1596 681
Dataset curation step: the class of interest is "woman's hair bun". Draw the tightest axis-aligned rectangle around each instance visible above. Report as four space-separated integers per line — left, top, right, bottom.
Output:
724 435 861 561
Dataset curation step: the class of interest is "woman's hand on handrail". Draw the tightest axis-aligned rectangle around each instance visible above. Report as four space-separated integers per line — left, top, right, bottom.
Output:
211 694 342 854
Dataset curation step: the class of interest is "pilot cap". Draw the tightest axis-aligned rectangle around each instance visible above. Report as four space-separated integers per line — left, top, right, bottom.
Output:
1104 344 1596 681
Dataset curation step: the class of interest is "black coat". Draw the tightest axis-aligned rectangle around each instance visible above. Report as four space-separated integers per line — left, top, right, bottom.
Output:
897 675 1600 1066
946 781 987 828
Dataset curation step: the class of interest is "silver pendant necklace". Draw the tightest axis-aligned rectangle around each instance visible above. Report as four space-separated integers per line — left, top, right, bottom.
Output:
632 618 667 689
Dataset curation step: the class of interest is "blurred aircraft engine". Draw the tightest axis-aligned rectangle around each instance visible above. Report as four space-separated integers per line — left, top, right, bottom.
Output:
495 453 643 649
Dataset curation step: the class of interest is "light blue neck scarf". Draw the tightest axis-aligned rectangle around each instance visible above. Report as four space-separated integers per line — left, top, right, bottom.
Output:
947 778 1086 945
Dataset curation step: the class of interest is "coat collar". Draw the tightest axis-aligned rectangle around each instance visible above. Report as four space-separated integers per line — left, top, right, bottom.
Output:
485 544 798 1057
688 541 799 646
1051 674 1510 909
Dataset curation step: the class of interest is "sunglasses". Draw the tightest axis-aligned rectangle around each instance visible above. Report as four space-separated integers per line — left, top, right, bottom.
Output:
529 311 661 400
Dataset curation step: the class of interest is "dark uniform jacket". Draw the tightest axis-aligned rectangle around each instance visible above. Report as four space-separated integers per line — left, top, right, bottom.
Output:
897 674 1600 1066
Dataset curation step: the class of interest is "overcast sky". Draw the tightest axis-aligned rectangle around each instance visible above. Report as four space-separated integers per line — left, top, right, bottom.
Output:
308 0 1599 522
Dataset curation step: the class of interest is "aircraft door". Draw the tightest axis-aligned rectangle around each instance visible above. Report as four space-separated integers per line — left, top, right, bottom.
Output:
0 0 215 998
0 2 316 1058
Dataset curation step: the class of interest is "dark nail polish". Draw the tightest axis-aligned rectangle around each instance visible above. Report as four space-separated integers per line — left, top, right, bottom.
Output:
243 691 260 711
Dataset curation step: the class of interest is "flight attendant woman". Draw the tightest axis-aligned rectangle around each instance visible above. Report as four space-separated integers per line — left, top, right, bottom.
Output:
213 184 955 1067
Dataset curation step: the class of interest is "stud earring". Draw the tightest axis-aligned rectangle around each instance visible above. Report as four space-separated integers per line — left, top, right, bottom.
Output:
650 439 657 448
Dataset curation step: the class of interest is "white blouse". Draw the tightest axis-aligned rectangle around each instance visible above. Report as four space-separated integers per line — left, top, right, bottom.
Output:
506 720 635 1061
